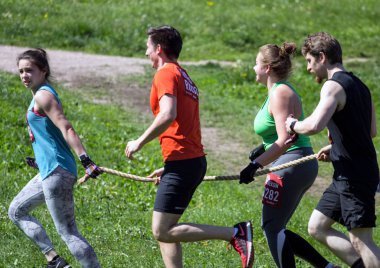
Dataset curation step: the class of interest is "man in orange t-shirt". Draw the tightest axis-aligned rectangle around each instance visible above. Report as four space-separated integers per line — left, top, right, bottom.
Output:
125 25 253 268
149 60 204 162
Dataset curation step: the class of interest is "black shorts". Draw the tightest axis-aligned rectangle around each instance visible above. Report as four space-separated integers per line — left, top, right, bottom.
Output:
316 177 378 230
154 156 207 214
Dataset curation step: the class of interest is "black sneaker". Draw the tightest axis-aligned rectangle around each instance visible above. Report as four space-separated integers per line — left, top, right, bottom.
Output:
47 256 71 268
230 221 254 268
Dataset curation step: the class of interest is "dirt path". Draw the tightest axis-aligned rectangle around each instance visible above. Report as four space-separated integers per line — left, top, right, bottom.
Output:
0 45 149 84
0 45 330 197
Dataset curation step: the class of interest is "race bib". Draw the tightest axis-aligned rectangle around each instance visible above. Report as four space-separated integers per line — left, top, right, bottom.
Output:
262 172 283 208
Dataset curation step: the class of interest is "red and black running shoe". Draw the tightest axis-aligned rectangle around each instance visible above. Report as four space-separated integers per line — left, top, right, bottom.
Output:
230 221 254 268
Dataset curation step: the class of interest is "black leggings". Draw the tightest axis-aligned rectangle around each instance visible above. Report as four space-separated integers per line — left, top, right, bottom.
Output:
261 148 328 267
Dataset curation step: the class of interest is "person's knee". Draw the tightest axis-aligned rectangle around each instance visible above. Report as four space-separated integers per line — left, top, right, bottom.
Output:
307 220 319 238
308 221 327 241
152 220 173 242
151 223 160 240
8 201 19 223
262 222 282 243
56 228 68 241
55 223 79 244
308 211 328 239
152 211 182 242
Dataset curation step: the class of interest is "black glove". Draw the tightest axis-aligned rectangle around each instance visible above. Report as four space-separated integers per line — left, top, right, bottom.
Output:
239 161 262 184
26 157 39 169
249 144 265 161
79 154 102 178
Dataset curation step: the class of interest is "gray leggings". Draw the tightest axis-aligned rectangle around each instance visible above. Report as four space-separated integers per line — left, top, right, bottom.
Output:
8 166 101 268
261 148 318 267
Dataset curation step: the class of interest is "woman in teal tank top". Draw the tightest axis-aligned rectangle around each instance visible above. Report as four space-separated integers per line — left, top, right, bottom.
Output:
239 43 338 268
8 49 102 268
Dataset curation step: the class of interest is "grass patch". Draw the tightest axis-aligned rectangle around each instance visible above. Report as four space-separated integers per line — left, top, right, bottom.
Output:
0 0 379 61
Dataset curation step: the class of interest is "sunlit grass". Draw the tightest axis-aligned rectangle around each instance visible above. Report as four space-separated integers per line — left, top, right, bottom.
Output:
0 0 379 60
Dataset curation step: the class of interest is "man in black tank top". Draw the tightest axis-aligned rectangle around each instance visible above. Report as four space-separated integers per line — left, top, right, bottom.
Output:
285 32 380 268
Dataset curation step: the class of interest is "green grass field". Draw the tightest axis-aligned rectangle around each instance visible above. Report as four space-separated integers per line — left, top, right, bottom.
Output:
1 0 379 61
1 0 380 267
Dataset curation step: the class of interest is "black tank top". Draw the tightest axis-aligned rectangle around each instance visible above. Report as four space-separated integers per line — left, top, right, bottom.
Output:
327 71 379 182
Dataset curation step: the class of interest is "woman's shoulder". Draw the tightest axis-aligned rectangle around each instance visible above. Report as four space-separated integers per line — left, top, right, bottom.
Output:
35 84 60 104
271 83 295 98
38 84 57 92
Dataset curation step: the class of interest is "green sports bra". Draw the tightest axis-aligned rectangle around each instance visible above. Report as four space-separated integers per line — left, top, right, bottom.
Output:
253 81 311 151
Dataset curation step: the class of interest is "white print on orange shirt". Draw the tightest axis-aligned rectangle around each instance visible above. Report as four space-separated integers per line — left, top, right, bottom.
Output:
179 68 199 100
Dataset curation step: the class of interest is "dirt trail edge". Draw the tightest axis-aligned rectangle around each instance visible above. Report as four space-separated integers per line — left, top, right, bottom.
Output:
0 45 149 84
0 45 328 196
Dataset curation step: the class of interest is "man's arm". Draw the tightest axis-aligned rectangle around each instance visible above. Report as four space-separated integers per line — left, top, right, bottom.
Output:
125 94 177 159
286 81 345 135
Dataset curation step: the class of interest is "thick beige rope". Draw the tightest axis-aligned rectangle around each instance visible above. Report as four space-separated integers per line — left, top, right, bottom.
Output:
79 154 317 184
204 153 317 181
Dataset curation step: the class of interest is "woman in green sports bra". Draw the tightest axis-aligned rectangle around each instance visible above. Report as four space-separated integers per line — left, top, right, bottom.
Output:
239 43 339 268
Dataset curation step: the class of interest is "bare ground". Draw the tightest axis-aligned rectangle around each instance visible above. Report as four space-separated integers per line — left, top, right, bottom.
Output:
0 45 331 197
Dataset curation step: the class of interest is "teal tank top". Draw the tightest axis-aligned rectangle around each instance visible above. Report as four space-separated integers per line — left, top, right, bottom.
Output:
26 85 77 179
254 81 311 151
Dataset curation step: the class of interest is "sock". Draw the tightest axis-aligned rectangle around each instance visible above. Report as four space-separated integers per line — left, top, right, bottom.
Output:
233 226 239 237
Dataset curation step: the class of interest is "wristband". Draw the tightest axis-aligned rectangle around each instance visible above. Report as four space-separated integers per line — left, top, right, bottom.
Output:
289 120 297 133
79 154 93 168
251 161 263 169
79 154 89 161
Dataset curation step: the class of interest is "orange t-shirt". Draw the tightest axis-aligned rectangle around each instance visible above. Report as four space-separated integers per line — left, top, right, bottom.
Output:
150 63 205 162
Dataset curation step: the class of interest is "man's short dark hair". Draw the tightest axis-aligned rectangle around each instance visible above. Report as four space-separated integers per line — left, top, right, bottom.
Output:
147 25 182 60
302 32 342 64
